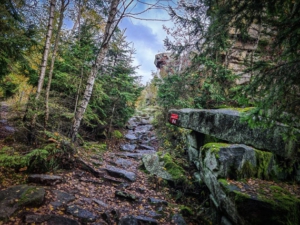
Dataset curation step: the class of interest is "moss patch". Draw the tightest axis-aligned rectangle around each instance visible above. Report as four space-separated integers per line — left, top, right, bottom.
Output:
238 161 256 179
258 185 300 225
255 149 273 179
159 153 185 181
180 205 193 216
112 130 123 139
201 142 229 159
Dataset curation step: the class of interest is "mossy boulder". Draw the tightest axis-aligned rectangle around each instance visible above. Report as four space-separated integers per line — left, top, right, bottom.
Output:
200 143 278 180
219 180 300 225
142 153 185 181
0 185 45 220
168 108 299 159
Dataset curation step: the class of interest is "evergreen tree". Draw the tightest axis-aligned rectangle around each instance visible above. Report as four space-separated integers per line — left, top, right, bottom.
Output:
0 0 36 96
166 0 300 139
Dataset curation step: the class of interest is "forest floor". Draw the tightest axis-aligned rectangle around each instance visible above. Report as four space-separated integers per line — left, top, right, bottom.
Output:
0 102 207 225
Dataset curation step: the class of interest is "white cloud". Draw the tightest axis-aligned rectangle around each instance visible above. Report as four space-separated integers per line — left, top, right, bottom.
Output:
119 1 174 84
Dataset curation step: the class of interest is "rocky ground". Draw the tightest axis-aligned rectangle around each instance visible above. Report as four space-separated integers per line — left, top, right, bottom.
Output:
0 106 205 225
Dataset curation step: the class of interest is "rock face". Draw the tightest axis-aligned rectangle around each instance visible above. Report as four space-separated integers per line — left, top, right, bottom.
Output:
0 185 45 220
169 108 299 159
168 108 300 225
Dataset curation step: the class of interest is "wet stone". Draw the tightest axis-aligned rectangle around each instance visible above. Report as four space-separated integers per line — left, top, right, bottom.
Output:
105 166 136 182
28 174 62 186
25 214 79 225
138 144 155 151
172 214 187 225
137 187 146 193
115 158 133 168
146 211 162 219
125 134 138 142
120 144 136 152
50 201 62 209
93 199 108 208
67 205 97 222
118 215 138 225
116 152 150 160
134 215 158 224
103 175 124 183
0 185 45 220
115 191 137 201
136 150 156 154
53 190 75 204
148 197 168 206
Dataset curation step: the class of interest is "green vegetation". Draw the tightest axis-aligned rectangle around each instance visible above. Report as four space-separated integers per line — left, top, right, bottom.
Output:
201 142 229 159
180 205 193 216
258 185 300 225
238 161 256 179
112 130 123 139
233 191 251 203
159 153 185 181
255 150 273 180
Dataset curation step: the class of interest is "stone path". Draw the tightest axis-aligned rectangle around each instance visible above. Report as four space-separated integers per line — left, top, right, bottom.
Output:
0 115 191 224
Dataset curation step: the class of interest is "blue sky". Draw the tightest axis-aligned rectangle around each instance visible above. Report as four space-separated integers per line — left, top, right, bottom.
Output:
119 1 174 84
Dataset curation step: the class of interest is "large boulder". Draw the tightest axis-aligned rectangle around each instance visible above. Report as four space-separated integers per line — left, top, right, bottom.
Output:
142 153 173 180
142 153 185 181
168 108 299 159
200 143 278 180
198 143 299 225
0 185 45 220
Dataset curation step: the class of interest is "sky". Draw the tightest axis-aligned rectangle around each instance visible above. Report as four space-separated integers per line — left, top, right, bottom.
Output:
119 1 175 85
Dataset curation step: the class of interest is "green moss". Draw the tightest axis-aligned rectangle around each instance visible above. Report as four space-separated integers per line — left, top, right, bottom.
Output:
221 107 254 113
233 191 251 203
19 187 38 205
218 178 229 187
112 130 123 139
83 142 107 153
255 149 273 179
258 185 300 225
202 143 229 159
203 135 220 145
180 205 193 216
157 151 163 157
238 161 256 179
159 153 185 181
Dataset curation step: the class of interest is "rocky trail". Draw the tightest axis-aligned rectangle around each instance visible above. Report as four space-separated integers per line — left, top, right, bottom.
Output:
0 112 197 225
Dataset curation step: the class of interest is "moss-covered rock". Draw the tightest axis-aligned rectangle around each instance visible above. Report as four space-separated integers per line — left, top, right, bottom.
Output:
142 153 185 181
219 180 300 225
168 108 299 159
0 185 45 220
159 153 185 181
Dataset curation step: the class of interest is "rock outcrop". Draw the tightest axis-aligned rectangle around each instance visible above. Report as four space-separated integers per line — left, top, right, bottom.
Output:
169 108 299 158
168 108 300 225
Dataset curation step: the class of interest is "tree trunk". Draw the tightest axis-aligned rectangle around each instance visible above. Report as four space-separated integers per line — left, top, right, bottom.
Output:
28 0 56 144
44 0 69 129
36 0 56 100
70 0 121 142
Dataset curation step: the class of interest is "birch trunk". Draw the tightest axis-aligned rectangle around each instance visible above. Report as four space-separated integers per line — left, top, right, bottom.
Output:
44 0 69 129
70 0 121 142
28 0 56 144
36 0 56 100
